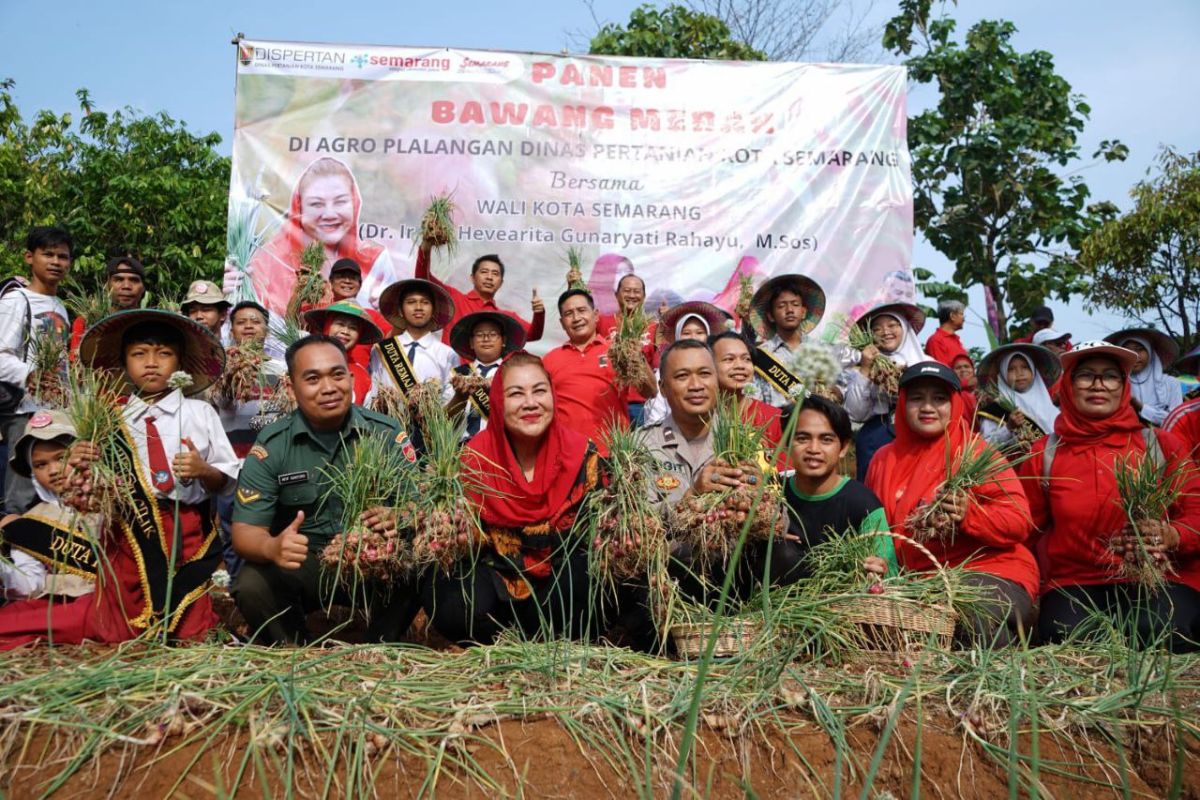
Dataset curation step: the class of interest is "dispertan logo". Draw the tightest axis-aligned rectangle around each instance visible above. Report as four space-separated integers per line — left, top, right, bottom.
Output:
239 44 254 66
351 53 369 68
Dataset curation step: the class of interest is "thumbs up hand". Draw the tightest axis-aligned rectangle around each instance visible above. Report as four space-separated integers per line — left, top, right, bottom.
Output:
531 287 545 314
172 437 207 481
272 511 310 570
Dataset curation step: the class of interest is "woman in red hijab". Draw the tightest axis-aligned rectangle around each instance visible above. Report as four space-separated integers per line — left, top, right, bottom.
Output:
1019 341 1200 652
421 352 604 644
866 361 1037 647
247 158 399 318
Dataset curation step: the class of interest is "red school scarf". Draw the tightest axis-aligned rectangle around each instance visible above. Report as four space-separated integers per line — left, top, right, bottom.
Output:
463 355 591 531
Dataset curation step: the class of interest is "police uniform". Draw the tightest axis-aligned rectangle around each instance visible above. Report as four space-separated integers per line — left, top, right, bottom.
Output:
638 414 714 512
640 411 798 602
230 405 420 644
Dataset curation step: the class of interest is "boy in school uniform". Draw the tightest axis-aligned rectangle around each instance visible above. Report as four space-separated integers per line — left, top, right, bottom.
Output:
0 310 237 647
366 278 458 410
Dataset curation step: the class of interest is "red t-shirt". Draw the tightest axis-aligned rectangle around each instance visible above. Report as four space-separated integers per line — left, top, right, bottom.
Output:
414 248 544 345
924 327 970 367
743 398 786 471
542 336 629 455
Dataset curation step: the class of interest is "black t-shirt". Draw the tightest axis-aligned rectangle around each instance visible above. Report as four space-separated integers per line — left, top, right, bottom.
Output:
784 476 889 551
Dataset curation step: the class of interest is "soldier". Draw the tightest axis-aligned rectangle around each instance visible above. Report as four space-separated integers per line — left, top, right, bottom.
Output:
231 334 421 644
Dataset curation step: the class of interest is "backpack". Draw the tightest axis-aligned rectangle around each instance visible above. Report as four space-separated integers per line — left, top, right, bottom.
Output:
1040 428 1165 493
0 282 32 416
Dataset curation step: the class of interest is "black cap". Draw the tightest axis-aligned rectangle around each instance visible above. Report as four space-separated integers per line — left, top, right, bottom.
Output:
1031 305 1054 324
106 255 145 279
329 258 362 277
899 360 962 391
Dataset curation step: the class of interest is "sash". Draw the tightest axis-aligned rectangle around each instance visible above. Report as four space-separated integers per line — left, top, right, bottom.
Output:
3 513 99 579
454 364 490 419
377 337 421 397
107 421 219 632
752 346 804 399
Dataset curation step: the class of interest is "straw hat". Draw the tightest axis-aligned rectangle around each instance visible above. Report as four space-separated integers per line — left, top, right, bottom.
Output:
303 301 384 346
79 308 225 396
448 311 526 362
854 302 927 334
749 274 826 337
659 301 732 345
378 279 455 331
1104 327 1180 369
1175 343 1200 376
977 344 1062 390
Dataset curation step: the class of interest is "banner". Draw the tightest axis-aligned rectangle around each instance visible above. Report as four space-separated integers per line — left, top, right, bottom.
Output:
227 39 912 348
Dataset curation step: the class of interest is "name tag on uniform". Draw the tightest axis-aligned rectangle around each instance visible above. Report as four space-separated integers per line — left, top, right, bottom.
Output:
278 471 309 486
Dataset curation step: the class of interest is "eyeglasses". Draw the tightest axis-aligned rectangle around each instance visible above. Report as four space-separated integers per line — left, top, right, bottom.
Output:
1072 369 1124 390
472 331 501 340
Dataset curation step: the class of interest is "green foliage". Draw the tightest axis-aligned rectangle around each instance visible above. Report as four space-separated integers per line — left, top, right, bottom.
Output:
883 3 1125 338
589 4 767 61
1079 146 1200 348
0 80 230 305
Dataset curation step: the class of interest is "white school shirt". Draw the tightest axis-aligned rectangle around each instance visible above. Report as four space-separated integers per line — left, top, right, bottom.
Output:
123 389 239 503
0 289 69 414
366 330 457 406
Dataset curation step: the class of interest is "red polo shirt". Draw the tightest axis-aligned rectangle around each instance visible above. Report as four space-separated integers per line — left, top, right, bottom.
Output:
543 335 629 455
924 327 969 367
1164 399 1200 462
415 248 544 344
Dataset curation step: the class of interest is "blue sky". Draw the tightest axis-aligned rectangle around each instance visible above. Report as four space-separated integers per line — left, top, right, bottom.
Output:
3 0 1197 349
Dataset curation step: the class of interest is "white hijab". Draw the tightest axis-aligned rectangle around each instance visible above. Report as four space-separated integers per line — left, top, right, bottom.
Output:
22 438 62 506
1123 335 1181 417
872 312 925 370
674 313 710 341
997 352 1059 435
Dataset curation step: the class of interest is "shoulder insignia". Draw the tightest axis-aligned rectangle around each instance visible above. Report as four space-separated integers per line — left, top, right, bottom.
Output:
395 430 417 462
248 444 269 460
236 487 262 505
654 474 682 491
662 426 676 443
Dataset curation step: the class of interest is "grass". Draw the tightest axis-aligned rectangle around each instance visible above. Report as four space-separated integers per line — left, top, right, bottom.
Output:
1 600 1194 798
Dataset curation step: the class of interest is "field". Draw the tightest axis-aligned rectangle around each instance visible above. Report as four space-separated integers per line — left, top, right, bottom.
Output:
1 601 1197 799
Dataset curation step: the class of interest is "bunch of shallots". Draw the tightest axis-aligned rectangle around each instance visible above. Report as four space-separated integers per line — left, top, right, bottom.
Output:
420 195 458 255
565 246 587 291
402 503 485 572
29 333 67 409
608 307 651 389
585 424 668 583
214 340 269 404
321 527 408 583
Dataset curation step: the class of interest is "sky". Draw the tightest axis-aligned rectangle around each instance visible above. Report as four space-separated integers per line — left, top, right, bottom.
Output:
3 0 1198 350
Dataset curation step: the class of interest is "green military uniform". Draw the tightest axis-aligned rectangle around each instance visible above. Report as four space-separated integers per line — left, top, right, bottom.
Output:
638 414 715 513
231 405 419 644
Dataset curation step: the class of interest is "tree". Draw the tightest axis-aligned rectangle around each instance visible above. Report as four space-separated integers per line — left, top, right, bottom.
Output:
0 81 230 306
883 1 1125 339
589 4 767 60
1079 147 1200 349
691 0 880 62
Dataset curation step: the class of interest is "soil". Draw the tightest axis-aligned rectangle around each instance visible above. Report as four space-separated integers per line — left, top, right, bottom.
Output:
4 711 1196 799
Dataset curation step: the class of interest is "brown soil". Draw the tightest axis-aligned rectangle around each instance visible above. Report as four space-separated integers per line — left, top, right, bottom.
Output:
5 712 1195 799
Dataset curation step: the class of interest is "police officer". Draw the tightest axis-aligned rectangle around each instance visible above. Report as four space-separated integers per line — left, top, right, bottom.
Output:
230 334 419 644
641 339 757 511
641 339 795 599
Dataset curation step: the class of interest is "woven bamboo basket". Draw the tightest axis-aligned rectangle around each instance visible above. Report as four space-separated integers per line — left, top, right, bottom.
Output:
833 595 956 651
833 531 959 652
669 619 762 659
